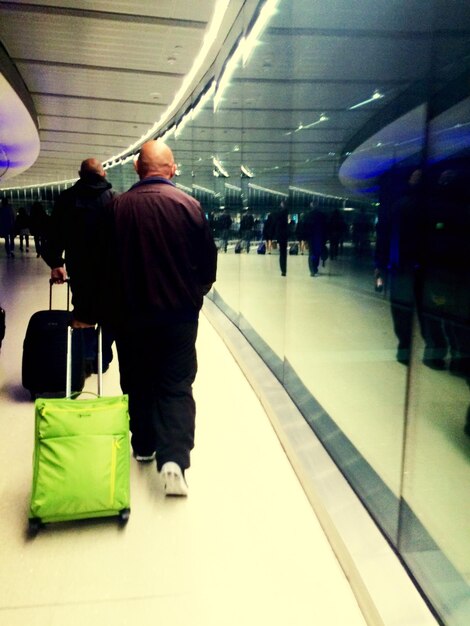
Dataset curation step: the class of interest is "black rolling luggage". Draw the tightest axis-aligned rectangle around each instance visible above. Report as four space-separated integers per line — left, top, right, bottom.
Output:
22 280 85 400
0 305 5 350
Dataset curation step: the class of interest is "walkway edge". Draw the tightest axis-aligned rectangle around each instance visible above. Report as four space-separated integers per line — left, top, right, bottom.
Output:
203 298 438 626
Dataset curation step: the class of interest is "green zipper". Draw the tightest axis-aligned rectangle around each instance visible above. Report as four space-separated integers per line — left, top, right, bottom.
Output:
110 437 120 504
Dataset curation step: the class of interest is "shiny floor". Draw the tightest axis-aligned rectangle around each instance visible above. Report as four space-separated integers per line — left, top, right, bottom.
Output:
0 249 367 625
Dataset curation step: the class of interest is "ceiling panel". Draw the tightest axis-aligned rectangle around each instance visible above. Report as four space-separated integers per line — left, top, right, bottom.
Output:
0 12 204 74
3 0 215 22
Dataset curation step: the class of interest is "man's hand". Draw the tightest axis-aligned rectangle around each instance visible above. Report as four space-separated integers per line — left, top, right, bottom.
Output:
70 319 95 329
51 267 67 284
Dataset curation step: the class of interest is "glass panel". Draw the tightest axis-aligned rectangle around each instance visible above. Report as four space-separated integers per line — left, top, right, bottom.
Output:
211 33 244 325
236 0 292 378
283 0 432 544
399 3 470 624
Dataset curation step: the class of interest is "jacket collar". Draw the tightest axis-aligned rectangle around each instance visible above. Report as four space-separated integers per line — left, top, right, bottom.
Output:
131 176 175 190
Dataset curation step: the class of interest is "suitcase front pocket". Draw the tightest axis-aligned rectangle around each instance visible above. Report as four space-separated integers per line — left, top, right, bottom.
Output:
30 433 130 523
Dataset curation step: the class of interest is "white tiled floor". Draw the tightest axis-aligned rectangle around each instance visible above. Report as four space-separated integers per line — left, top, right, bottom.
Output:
0 252 367 625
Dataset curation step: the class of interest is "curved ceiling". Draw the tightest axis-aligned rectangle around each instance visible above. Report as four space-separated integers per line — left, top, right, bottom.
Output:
0 0 244 187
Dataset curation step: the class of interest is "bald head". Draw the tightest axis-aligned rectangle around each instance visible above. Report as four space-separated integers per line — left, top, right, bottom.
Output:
135 140 176 180
79 158 105 178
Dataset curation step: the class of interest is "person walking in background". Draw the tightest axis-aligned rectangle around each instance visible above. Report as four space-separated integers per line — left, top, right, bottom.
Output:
239 209 254 253
305 201 327 276
0 197 16 258
16 207 31 252
77 140 217 496
218 209 232 252
262 212 276 254
41 158 116 373
276 202 289 276
29 200 49 258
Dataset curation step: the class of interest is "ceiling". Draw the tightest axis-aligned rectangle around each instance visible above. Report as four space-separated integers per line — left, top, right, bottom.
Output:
0 0 244 187
1 0 470 196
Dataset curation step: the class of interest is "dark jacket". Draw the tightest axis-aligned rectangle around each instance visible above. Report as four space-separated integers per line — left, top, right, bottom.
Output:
42 174 115 321
94 177 218 327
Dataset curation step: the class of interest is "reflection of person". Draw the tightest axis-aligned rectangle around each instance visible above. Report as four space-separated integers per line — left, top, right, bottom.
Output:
0 197 16 258
217 210 232 252
79 140 218 496
375 167 469 370
239 209 254 253
42 158 116 372
376 169 429 365
295 213 308 255
29 201 49 258
262 212 276 253
305 202 327 276
422 167 470 377
16 207 31 252
275 203 288 276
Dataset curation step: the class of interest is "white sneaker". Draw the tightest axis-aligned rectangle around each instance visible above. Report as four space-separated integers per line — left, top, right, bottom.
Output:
161 462 188 497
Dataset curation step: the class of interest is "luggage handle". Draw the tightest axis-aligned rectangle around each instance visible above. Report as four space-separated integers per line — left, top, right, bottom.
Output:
66 325 102 398
49 278 71 312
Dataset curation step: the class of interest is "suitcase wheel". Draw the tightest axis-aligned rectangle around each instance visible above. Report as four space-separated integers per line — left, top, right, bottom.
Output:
28 517 43 536
118 508 130 525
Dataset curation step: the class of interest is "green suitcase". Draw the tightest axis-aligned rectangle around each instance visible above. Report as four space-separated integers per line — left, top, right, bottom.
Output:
28 327 130 533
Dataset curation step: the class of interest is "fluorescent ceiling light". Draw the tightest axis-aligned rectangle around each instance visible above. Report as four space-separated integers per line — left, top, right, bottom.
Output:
284 113 329 135
214 36 245 112
103 0 231 165
243 0 281 66
248 183 288 197
241 165 254 177
214 0 280 112
348 90 384 110
213 156 229 177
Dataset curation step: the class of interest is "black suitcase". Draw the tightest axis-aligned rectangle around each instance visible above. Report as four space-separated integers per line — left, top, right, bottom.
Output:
0 305 5 350
22 280 85 400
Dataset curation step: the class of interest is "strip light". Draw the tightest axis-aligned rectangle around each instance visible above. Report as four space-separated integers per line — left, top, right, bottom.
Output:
213 156 229 177
175 82 216 137
348 90 384 110
213 37 245 112
242 0 281 66
103 0 231 164
248 182 288 197
214 0 280 111
284 113 329 136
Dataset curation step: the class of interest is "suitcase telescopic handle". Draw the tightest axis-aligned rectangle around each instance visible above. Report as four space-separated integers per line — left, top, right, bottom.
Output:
49 278 71 311
66 325 102 398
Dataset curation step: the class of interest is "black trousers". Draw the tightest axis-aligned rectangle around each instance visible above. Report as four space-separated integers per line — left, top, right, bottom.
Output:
115 321 198 471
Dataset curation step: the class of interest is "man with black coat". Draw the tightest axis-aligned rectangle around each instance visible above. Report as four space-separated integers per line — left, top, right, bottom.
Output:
42 158 116 370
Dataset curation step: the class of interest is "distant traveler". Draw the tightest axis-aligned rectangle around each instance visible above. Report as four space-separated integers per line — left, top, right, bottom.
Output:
0 197 16 258
77 140 218 496
29 200 49 258
16 207 31 252
42 158 116 372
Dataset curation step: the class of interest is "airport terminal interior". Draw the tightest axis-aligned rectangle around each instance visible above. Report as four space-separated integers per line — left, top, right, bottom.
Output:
1 1 469 625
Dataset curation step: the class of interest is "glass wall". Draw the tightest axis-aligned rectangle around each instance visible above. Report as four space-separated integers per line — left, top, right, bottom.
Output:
5 1 470 624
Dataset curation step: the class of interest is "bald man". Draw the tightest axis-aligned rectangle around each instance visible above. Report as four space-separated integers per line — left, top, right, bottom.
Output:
81 140 217 496
42 157 116 370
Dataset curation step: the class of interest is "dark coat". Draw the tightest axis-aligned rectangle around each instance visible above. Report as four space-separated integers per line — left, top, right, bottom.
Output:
93 177 218 327
42 174 115 322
